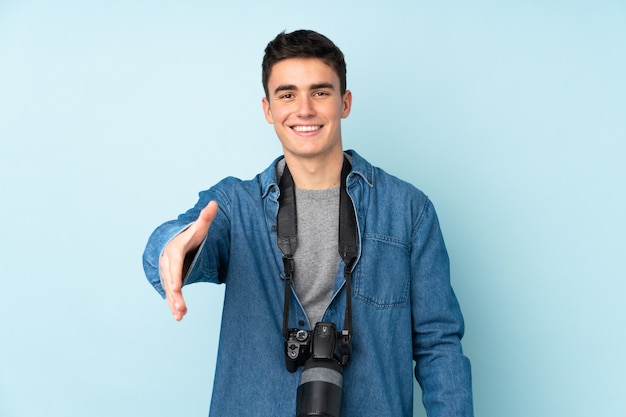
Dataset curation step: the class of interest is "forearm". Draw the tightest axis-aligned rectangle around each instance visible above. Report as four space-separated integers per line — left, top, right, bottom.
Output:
411 199 474 415
415 349 473 416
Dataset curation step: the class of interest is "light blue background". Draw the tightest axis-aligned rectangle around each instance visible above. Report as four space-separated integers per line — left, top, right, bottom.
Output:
1 1 624 416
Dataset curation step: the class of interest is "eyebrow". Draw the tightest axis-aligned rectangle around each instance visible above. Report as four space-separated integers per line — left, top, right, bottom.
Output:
273 82 336 95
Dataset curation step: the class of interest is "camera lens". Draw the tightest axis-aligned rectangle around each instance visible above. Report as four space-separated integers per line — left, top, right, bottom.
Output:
295 359 343 417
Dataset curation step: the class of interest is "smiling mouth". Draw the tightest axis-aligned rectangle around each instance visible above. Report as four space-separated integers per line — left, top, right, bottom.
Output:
292 125 322 132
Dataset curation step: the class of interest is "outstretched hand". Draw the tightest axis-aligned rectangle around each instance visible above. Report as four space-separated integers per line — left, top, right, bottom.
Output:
159 201 219 321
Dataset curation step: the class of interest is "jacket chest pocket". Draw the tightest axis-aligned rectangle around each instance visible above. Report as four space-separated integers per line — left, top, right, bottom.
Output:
353 234 410 309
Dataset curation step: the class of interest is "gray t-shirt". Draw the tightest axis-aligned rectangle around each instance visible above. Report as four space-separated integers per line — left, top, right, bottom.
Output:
276 158 342 326
293 186 340 326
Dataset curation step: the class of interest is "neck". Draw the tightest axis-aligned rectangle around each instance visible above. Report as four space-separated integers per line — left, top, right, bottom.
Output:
283 151 344 190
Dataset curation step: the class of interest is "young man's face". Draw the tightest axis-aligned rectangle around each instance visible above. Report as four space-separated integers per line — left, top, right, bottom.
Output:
262 58 352 163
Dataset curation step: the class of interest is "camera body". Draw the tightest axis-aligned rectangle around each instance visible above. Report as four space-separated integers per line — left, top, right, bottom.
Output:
285 328 311 373
285 322 343 373
285 322 347 417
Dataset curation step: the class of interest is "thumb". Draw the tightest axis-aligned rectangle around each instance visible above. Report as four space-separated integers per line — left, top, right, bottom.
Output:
195 200 219 236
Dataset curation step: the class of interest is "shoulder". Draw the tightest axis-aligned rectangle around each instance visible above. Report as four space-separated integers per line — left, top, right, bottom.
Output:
347 150 438 238
348 149 429 204
198 156 281 208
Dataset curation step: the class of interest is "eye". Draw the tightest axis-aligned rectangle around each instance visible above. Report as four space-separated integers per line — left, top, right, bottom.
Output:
279 93 294 99
313 91 329 97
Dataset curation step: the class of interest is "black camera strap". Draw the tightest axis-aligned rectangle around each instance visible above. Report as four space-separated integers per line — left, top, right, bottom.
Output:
277 157 358 366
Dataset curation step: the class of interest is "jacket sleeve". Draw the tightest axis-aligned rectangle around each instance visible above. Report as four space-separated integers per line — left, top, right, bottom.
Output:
142 187 231 298
411 198 474 416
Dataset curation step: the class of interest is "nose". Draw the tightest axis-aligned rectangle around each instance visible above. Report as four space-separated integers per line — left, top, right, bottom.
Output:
296 96 315 118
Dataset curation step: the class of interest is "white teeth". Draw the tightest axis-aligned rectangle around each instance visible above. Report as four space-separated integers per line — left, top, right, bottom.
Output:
293 125 320 132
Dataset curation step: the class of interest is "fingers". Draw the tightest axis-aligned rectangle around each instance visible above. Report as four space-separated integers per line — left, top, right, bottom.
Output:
159 200 219 321
159 248 187 321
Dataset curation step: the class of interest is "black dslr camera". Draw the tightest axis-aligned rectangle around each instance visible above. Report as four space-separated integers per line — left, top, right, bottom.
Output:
285 322 349 417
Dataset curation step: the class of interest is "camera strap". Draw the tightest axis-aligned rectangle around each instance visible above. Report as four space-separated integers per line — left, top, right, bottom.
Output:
277 156 358 366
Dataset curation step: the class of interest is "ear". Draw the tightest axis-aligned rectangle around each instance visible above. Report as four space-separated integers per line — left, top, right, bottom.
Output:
262 97 274 124
341 89 353 119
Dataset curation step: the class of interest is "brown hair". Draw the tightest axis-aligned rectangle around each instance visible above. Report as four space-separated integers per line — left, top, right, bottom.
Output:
262 30 347 98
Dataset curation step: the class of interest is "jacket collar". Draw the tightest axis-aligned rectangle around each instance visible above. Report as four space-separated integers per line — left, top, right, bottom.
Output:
260 149 374 198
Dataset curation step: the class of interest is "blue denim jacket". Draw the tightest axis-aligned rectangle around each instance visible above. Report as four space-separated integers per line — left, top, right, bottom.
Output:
143 150 473 417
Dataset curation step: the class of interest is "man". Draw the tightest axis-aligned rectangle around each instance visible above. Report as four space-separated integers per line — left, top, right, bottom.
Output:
143 29 473 416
